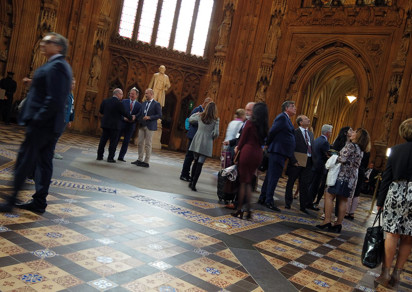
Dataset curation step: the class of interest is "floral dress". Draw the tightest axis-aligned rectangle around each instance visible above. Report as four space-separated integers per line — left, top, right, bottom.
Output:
328 142 363 198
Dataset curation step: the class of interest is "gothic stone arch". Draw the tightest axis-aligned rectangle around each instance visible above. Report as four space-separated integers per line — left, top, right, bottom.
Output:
285 40 374 129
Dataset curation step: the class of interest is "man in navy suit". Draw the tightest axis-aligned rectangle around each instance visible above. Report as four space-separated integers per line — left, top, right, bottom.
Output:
179 97 212 181
97 88 134 162
309 124 333 206
0 32 72 213
117 87 142 162
284 115 316 213
258 101 296 212
132 88 162 168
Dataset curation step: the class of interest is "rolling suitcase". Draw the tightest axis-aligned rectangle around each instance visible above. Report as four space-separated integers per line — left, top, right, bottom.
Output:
217 146 237 203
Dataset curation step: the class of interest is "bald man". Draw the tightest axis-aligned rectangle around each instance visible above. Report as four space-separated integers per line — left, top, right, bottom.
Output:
97 88 134 163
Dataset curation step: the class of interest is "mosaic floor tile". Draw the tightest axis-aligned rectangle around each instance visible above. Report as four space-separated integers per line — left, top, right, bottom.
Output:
15 225 89 247
88 278 118 291
45 204 93 217
84 200 130 212
2 125 410 291
61 169 101 182
167 228 221 248
124 214 173 228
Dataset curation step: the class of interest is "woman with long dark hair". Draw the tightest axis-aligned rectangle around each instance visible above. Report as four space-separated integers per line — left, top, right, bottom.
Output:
188 102 219 191
231 103 268 219
317 128 370 233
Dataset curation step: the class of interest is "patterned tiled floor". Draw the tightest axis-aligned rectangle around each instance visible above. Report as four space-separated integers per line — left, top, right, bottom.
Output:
0 124 411 291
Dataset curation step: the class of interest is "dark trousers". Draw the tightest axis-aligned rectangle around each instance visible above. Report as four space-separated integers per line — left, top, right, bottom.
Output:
0 98 12 123
181 138 194 177
97 128 120 160
11 125 60 208
117 123 136 159
309 169 327 204
285 158 313 208
259 152 286 204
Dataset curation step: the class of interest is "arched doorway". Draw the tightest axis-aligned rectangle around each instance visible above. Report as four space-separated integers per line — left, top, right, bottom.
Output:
285 41 375 141
301 61 359 140
161 92 177 146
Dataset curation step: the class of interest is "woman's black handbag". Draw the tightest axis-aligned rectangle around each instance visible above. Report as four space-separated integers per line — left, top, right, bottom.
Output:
361 210 384 268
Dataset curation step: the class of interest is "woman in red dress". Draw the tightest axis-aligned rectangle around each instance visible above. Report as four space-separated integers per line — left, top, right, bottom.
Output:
232 103 268 219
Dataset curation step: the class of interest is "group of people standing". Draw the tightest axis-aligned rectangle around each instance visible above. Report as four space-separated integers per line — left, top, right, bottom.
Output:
97 87 161 167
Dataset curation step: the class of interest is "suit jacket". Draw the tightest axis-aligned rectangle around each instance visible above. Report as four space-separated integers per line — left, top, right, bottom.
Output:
187 105 204 139
99 96 132 130
121 99 143 125
312 135 330 171
20 55 72 134
289 128 315 166
267 112 295 158
377 141 412 207
139 99 162 130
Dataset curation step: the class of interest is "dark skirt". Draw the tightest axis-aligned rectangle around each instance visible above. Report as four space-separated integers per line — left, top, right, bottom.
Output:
328 180 352 198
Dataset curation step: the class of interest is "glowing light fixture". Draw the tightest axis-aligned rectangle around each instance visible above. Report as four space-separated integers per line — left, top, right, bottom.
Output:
386 148 391 157
346 95 357 103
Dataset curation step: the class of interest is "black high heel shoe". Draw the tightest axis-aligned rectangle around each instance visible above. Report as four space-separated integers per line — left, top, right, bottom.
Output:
327 224 342 233
231 210 244 219
316 222 332 230
246 211 252 220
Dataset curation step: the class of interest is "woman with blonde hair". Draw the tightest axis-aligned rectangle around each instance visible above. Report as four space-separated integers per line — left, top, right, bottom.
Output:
188 102 219 191
375 118 412 289
317 128 370 233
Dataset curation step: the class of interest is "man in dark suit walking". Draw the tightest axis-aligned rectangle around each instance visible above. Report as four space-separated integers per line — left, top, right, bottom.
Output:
0 32 72 213
132 88 162 168
309 124 333 206
258 101 296 212
117 87 142 162
180 97 212 181
284 115 316 213
97 88 134 162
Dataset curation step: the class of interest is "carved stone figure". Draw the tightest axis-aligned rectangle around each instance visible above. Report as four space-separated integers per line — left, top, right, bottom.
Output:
148 65 171 107
88 45 103 88
265 16 281 56
216 6 233 50
255 81 268 103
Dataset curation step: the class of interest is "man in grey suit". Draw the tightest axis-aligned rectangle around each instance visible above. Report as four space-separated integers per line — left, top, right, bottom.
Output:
132 88 162 168
0 32 72 213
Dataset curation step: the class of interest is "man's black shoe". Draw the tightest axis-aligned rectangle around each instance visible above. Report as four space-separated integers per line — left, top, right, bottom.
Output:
96 157 103 161
16 200 45 213
300 208 309 214
265 203 281 212
257 199 265 205
117 158 126 162
142 162 149 168
107 159 116 163
131 160 141 165
180 175 191 182
285 205 291 209
0 202 13 212
307 204 320 211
